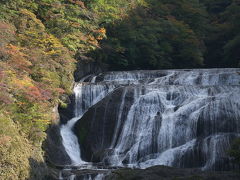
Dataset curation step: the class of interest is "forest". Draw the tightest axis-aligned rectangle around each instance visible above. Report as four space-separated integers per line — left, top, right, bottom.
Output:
90 0 240 70
0 0 239 179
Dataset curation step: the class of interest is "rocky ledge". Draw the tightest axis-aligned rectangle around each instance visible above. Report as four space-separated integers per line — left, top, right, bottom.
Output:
105 165 240 180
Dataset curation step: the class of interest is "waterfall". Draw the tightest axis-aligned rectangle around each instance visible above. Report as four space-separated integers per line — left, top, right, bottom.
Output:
60 86 84 165
59 68 240 179
60 116 84 165
60 80 117 165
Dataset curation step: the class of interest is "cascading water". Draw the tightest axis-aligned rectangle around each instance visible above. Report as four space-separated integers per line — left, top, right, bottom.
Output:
60 82 117 165
59 78 118 179
59 69 240 179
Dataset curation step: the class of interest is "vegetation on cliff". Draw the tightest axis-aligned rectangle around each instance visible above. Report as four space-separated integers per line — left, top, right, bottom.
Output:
0 0 239 179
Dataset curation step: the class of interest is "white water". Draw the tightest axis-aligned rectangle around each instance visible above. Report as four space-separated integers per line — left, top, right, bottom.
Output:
59 69 240 179
60 116 84 165
60 86 85 165
60 81 117 165
104 85 240 170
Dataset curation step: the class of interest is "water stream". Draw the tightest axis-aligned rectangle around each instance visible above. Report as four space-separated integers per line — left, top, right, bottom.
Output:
58 69 240 179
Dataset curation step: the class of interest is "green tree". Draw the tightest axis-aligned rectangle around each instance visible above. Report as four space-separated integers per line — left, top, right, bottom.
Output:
229 138 240 166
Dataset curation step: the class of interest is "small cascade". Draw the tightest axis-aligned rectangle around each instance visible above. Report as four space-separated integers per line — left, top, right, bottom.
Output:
60 85 85 166
59 77 118 179
60 82 117 165
60 116 84 165
58 68 240 179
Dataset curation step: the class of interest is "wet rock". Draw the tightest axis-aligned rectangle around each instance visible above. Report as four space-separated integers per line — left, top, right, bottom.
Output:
44 125 71 166
74 87 136 161
74 56 108 82
105 166 240 180
58 94 75 124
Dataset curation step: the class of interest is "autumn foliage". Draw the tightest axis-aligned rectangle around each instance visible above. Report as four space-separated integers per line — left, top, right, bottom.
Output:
0 8 76 178
68 0 86 8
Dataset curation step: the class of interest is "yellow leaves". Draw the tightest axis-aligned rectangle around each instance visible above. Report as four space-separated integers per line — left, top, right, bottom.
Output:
20 9 36 19
17 9 63 57
7 44 29 59
43 35 63 56
19 9 45 31
19 29 63 56
33 119 51 124
87 28 107 46
15 76 33 88
0 113 32 180
44 34 63 49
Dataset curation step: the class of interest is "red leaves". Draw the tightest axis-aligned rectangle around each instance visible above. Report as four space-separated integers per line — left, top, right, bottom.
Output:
0 94 12 105
0 82 12 105
26 86 42 101
25 85 53 102
55 88 65 94
0 135 12 146
68 0 86 8
0 22 16 41
6 44 32 73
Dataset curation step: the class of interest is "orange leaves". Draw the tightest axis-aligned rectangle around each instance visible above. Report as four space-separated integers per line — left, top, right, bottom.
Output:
6 44 32 73
88 35 95 41
87 27 107 46
7 44 25 56
97 28 106 34
9 75 52 102
95 28 107 40
27 85 53 102
87 35 99 47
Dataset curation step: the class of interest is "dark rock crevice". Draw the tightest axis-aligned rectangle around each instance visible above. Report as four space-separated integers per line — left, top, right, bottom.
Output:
45 61 108 168
74 87 136 162
74 56 108 82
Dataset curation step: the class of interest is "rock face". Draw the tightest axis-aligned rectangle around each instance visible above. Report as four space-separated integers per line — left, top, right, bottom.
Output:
45 60 108 167
105 166 240 180
74 87 136 161
45 124 72 166
74 57 108 82
58 95 76 125
73 69 240 171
